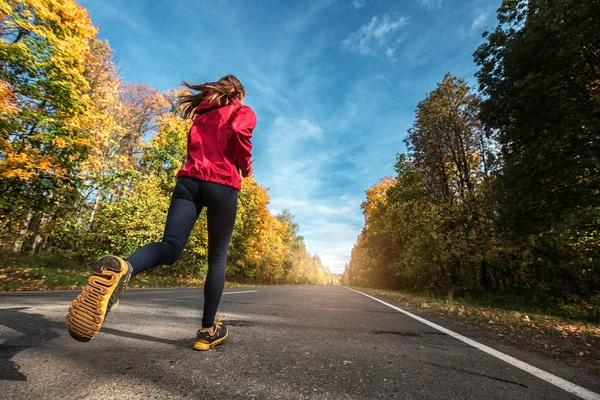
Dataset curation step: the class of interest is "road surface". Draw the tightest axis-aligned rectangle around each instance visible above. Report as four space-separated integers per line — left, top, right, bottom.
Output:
1 286 599 399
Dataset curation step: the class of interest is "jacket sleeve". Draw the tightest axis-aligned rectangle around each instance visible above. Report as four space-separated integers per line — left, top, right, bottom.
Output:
230 106 257 177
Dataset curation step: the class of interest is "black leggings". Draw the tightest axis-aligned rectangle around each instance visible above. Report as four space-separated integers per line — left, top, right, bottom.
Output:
126 177 238 328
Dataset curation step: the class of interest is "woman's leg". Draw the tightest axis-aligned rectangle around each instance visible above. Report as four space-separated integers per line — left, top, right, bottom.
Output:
67 177 203 342
127 178 202 277
201 184 238 328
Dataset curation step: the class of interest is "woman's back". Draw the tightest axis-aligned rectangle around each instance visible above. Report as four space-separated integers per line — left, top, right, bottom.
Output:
177 97 256 190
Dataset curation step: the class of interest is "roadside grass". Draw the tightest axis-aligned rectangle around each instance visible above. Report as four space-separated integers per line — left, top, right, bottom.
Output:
0 266 90 291
0 265 270 291
0 254 280 291
353 287 599 374
0 265 204 291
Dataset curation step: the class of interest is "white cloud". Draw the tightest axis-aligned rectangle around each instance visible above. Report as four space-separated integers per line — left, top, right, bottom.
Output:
260 116 327 205
240 34 357 274
270 197 362 219
286 0 335 33
470 9 490 34
341 14 409 58
273 117 324 141
320 253 351 272
352 0 366 9
269 195 364 274
417 0 445 10
303 220 363 273
83 0 417 276
254 74 406 274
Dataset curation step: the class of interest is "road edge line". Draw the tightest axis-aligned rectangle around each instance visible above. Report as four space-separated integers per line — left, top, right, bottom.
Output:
345 286 600 400
222 290 258 295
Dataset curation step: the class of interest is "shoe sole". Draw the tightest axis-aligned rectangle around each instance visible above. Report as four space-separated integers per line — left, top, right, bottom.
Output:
193 331 229 351
66 256 130 342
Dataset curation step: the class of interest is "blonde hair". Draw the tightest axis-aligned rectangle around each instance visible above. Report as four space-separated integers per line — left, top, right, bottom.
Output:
178 75 246 120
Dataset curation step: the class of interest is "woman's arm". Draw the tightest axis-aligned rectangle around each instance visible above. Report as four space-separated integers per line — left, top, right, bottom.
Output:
230 106 257 177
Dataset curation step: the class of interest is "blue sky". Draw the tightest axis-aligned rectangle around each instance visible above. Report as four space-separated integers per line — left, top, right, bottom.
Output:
80 0 501 274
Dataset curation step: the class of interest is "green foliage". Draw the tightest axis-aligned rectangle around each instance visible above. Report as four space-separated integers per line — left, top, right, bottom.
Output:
0 0 98 248
345 76 494 292
474 0 599 297
345 0 599 307
0 1 333 286
64 173 171 262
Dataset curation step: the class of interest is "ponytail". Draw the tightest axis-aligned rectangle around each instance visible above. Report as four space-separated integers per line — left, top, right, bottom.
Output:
178 75 246 120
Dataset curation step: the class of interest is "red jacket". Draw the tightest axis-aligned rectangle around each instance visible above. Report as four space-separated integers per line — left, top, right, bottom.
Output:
177 98 256 190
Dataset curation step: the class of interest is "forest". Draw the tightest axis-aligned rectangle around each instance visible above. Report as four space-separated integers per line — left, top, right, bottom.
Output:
343 0 599 318
0 0 335 286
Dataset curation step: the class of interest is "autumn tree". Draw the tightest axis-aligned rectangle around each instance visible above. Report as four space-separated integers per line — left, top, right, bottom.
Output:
116 83 167 168
141 100 189 192
405 75 494 289
407 74 492 206
1 1 334 287
346 76 501 292
0 0 97 251
348 1 599 310
474 0 600 298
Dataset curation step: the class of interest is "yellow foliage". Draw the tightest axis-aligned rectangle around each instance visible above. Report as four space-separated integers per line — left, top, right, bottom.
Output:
361 176 395 228
0 79 18 117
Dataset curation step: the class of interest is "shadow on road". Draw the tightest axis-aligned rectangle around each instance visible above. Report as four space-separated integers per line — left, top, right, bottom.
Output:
0 307 63 381
221 298 397 313
101 327 192 348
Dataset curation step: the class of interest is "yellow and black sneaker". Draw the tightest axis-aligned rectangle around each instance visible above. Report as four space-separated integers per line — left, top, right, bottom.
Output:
66 255 132 342
194 315 228 351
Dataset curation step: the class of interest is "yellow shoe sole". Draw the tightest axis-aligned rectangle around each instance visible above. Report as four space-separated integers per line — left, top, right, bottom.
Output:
193 331 229 351
66 256 130 342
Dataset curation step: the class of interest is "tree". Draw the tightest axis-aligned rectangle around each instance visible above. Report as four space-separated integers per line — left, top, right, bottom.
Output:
346 76 501 293
406 73 491 206
474 0 600 298
142 110 189 192
0 0 98 250
78 37 124 228
115 83 167 168
1 2 335 287
405 75 494 290
347 0 599 307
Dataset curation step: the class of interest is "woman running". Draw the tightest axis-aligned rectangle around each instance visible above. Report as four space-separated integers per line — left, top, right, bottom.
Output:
66 75 256 351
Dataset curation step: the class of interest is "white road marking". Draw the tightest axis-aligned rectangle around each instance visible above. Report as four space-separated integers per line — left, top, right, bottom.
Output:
346 287 600 400
222 290 257 295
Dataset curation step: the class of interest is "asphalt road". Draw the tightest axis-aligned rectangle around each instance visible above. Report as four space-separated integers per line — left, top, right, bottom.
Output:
1 286 599 399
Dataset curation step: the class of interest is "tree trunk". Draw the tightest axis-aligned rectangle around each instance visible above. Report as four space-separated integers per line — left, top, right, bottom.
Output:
87 192 101 229
479 260 492 290
21 213 42 254
12 212 34 252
